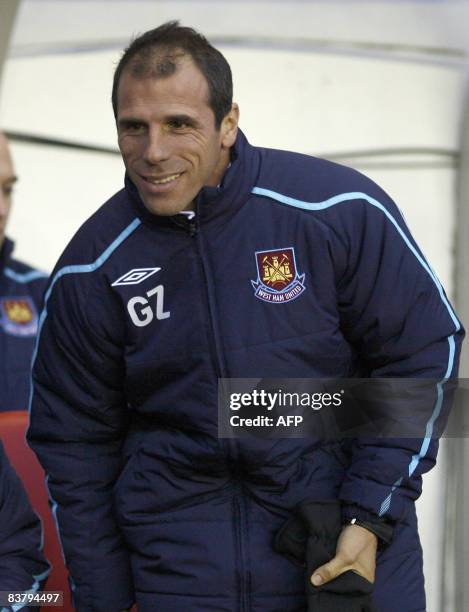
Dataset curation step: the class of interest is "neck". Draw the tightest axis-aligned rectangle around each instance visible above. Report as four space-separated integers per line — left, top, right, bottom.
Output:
206 147 231 188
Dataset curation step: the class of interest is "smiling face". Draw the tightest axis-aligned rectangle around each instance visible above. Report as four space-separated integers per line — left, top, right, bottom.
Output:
116 56 239 215
0 133 17 249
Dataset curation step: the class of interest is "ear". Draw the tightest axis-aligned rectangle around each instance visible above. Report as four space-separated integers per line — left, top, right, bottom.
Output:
220 103 240 149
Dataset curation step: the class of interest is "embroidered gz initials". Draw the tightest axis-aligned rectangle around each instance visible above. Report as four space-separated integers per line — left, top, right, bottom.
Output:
127 285 170 327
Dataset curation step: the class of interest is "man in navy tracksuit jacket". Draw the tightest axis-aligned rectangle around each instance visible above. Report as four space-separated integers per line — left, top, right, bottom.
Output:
27 23 463 612
0 132 48 412
0 133 50 609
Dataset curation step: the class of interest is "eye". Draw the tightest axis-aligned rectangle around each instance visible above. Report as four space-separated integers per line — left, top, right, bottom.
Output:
2 185 14 197
127 122 145 133
168 118 190 130
119 121 146 135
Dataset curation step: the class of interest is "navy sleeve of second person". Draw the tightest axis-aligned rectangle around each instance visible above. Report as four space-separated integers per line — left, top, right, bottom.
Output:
0 441 50 610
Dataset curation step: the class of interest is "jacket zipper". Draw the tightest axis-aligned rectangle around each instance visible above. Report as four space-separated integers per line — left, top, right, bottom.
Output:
233 494 250 612
189 217 227 379
191 221 238 456
189 216 248 612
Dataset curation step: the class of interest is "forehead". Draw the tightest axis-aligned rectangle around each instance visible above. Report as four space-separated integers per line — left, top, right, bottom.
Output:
0 135 14 181
117 58 212 118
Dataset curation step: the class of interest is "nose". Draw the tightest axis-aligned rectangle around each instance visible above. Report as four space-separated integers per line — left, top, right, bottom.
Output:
143 126 170 165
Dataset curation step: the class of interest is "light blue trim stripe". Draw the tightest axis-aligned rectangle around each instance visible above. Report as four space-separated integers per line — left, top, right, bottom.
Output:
26 217 141 580
379 477 403 517
45 473 67 564
28 503 52 584
252 186 461 515
28 217 141 390
4 267 48 283
251 187 460 332
9 566 52 612
408 335 456 477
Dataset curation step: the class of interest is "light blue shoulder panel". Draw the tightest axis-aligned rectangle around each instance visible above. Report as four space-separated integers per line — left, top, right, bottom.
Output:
29 216 141 404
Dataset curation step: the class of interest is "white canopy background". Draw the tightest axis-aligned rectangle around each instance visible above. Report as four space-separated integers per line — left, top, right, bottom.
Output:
1 2 468 610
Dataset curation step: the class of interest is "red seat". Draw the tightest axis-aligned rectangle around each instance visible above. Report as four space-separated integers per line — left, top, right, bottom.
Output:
0 410 74 611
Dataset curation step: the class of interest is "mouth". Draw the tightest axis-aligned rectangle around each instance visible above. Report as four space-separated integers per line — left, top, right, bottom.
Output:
142 173 182 186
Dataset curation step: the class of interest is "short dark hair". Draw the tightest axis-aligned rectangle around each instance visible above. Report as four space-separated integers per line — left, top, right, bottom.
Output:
112 21 233 128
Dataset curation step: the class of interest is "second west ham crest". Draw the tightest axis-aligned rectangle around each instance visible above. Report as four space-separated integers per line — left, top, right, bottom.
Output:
251 247 306 303
0 297 38 336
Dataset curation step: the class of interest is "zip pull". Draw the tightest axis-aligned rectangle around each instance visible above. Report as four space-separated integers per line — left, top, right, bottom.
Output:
180 209 197 236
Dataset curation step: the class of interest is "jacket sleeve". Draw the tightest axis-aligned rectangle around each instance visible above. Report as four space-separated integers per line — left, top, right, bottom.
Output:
0 442 50 610
333 183 464 523
27 272 134 612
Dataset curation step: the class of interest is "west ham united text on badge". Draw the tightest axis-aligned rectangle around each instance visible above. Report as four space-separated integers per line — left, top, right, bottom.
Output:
251 247 306 303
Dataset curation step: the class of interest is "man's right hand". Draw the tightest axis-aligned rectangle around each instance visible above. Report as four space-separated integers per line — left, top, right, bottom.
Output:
310 523 377 587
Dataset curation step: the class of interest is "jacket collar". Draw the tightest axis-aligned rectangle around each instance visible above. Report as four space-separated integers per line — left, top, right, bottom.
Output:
0 237 14 272
124 129 260 228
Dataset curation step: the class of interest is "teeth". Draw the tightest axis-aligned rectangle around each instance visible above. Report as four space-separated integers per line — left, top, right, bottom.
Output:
148 173 181 185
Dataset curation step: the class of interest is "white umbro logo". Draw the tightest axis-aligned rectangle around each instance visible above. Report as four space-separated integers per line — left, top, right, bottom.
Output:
112 267 161 287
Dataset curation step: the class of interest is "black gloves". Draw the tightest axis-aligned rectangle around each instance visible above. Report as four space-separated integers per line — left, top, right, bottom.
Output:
275 500 377 612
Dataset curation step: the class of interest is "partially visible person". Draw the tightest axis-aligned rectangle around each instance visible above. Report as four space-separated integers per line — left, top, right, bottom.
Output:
0 440 50 610
0 132 48 412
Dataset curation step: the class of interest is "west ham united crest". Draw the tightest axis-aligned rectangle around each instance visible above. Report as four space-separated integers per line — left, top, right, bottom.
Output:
251 247 306 303
0 297 38 336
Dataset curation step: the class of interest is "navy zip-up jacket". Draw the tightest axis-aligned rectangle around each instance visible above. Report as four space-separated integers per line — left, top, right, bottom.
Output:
0 441 50 611
0 239 48 412
28 131 463 612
